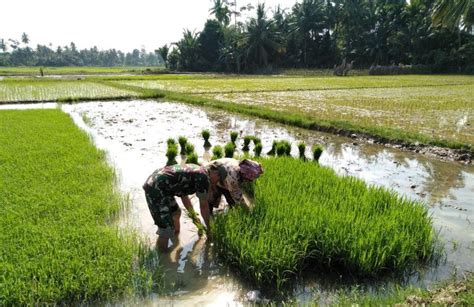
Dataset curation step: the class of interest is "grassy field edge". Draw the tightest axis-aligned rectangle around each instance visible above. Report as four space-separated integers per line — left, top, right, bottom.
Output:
0 109 162 304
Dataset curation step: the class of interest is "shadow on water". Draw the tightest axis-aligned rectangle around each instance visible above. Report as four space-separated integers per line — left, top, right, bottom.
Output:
10 100 470 305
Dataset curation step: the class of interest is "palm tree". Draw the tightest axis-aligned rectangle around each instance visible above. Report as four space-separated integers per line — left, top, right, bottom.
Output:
245 3 280 69
21 32 30 45
175 29 201 70
210 0 231 26
432 0 474 30
290 0 327 66
0 39 6 52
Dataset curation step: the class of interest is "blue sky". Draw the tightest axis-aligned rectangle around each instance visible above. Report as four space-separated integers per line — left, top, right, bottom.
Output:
2 0 296 52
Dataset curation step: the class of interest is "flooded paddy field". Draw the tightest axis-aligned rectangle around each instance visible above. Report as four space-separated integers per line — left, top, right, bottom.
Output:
56 99 473 304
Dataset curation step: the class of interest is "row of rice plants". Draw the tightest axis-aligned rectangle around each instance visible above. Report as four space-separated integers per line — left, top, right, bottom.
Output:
116 75 474 94
0 80 137 102
211 157 439 289
0 109 161 304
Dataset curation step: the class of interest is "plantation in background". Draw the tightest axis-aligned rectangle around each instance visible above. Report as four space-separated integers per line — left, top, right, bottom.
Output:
212 157 438 289
0 110 159 304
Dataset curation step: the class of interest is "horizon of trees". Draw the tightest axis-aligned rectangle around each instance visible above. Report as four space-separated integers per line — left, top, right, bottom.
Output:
166 0 474 73
1 0 473 73
0 33 164 67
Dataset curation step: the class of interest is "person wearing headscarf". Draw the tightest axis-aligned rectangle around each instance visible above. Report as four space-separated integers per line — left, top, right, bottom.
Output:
205 158 263 213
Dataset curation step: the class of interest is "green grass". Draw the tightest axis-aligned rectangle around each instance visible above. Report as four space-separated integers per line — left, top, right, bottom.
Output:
0 79 139 103
116 75 474 93
0 66 165 76
211 157 438 289
0 110 161 304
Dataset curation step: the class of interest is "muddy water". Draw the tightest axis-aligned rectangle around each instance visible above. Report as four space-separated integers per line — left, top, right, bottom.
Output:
59 100 474 305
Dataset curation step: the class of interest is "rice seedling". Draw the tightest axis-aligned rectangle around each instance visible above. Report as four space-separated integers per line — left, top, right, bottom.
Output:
242 136 252 152
211 157 439 289
185 143 195 156
254 143 263 157
224 142 236 158
253 137 262 145
178 136 188 155
186 152 199 164
230 131 239 145
167 138 176 146
202 129 212 148
0 110 161 304
297 142 306 160
166 144 178 166
212 145 224 160
267 140 277 156
312 144 324 162
275 140 291 157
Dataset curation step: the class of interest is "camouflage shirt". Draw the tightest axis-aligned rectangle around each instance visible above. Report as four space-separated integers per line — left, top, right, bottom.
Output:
207 158 244 204
144 164 210 201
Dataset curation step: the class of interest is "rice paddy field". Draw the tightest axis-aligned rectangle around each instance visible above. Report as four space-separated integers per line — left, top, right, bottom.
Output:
212 157 438 289
113 75 474 148
1 72 473 304
0 109 160 305
0 79 138 102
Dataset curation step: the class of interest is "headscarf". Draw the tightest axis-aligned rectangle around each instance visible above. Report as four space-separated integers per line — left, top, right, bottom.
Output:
239 159 263 181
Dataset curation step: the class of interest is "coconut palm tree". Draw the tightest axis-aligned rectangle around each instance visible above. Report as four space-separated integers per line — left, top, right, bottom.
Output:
245 3 280 69
210 0 231 26
432 0 474 30
21 32 29 45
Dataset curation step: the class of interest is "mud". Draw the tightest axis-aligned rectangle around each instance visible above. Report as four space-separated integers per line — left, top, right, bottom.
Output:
3 100 471 305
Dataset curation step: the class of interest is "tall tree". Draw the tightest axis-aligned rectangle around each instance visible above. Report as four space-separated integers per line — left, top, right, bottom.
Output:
21 32 30 45
245 3 280 69
432 0 474 30
210 0 231 26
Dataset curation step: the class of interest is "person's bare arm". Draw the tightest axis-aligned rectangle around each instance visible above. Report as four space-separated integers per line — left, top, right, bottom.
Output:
180 195 193 212
198 199 210 229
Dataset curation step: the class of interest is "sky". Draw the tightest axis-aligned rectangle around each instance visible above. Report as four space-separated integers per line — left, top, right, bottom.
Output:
2 0 297 52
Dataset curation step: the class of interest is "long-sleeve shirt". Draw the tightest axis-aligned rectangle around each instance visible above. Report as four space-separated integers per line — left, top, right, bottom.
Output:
207 158 244 204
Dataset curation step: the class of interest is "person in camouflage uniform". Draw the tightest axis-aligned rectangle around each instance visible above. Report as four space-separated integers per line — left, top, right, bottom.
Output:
143 163 219 251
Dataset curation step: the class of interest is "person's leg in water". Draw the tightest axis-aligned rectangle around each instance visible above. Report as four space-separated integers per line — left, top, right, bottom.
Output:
144 186 181 252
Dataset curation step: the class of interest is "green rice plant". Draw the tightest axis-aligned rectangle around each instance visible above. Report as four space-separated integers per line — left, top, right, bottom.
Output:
253 137 262 145
267 140 277 156
211 157 438 290
212 145 224 160
312 144 324 162
166 144 178 166
185 207 206 237
254 143 263 157
230 131 239 145
202 129 212 148
167 138 176 146
178 136 188 155
224 142 236 158
186 152 199 164
0 110 161 304
185 143 195 156
243 136 252 152
276 140 292 157
298 141 306 160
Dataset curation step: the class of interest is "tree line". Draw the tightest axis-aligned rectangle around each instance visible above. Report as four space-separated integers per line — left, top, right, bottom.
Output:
158 0 473 73
1 0 473 73
0 34 163 67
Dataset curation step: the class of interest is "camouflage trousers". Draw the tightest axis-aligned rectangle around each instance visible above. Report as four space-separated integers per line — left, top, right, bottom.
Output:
143 182 181 238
